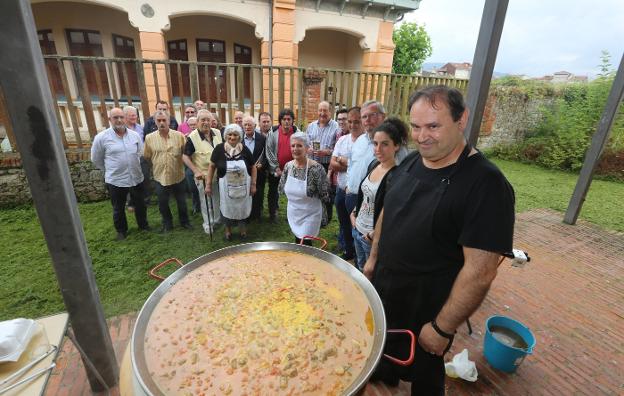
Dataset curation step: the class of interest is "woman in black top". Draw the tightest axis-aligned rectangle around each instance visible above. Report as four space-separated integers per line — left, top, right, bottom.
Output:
350 117 409 270
206 124 257 240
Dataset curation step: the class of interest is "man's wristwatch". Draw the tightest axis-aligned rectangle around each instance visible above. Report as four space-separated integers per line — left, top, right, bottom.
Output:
431 319 455 340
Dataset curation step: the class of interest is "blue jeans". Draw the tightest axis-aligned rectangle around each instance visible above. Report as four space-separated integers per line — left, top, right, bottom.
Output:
352 228 372 271
335 188 354 257
345 193 357 256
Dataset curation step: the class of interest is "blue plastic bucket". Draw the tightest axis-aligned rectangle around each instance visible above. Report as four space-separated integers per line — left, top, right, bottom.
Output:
483 315 536 373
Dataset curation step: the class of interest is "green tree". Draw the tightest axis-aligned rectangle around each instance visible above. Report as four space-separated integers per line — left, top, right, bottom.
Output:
392 22 432 75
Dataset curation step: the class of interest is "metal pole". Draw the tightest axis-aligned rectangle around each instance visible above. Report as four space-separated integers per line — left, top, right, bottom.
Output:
0 0 118 391
564 52 624 225
464 0 508 147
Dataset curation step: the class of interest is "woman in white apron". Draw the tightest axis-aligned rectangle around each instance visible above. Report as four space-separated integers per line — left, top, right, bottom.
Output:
206 124 257 240
279 132 331 245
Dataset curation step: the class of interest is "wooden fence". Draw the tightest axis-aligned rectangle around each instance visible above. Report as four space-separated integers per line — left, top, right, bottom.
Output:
0 55 467 152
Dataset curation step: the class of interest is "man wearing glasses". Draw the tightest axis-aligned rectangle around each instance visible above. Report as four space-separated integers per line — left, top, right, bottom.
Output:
345 100 385 198
178 105 198 136
345 100 385 264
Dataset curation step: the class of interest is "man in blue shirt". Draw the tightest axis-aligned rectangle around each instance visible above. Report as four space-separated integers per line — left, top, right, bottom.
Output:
307 101 339 222
345 100 385 264
91 108 150 240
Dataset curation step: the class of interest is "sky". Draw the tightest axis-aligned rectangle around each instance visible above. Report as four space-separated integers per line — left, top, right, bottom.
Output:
404 0 624 78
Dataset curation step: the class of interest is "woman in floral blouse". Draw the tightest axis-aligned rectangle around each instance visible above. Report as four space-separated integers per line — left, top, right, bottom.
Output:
279 132 330 245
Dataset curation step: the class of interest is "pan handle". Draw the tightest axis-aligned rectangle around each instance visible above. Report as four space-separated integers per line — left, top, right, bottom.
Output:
383 329 416 366
299 235 328 250
149 258 184 281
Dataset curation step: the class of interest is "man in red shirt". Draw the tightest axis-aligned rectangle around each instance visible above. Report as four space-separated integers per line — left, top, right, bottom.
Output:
265 108 299 223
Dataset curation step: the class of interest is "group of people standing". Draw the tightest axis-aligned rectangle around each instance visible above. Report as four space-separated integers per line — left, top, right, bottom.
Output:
90 100 284 241
91 86 516 395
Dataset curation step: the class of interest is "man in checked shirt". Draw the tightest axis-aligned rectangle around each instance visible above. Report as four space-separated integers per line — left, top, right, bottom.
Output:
306 101 339 223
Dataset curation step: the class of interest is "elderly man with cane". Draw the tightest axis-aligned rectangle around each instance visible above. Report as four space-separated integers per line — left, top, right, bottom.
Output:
183 109 223 236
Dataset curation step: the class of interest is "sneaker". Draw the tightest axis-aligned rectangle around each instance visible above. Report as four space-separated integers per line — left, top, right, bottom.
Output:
116 231 127 241
181 223 193 230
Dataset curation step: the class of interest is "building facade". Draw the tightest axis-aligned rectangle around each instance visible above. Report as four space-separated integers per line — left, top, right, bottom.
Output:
31 0 421 109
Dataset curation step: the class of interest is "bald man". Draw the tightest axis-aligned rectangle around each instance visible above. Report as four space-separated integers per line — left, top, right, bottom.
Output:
306 101 339 222
91 108 150 240
233 111 244 128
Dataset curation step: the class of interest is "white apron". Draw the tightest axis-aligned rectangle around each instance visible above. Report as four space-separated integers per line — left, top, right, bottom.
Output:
219 158 251 220
284 161 322 238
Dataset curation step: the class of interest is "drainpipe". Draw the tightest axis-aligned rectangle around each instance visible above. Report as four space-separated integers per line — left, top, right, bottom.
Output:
269 0 273 67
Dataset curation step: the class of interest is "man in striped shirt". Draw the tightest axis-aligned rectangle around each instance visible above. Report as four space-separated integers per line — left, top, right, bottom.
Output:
306 101 339 222
306 101 339 171
144 110 191 232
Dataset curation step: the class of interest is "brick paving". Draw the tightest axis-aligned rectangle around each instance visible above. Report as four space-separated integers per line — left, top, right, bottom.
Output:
44 209 624 395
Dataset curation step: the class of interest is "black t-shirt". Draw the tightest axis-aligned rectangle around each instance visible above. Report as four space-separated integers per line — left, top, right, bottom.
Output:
210 144 254 179
379 151 515 274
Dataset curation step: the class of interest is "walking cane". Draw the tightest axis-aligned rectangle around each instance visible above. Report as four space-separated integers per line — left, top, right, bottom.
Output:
201 178 213 242
208 186 215 236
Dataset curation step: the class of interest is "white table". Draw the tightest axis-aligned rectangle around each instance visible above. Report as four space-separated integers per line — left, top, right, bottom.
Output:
0 313 68 396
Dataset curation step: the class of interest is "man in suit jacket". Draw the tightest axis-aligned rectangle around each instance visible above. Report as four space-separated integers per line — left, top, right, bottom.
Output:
242 115 267 221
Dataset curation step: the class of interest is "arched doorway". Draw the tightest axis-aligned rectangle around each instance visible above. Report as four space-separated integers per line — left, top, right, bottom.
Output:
298 29 364 70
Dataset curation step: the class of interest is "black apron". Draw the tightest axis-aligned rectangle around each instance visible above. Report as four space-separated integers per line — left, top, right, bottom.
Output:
373 144 471 383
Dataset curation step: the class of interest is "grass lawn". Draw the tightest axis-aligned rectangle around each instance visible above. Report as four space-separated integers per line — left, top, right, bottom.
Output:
1 159 622 321
492 159 624 231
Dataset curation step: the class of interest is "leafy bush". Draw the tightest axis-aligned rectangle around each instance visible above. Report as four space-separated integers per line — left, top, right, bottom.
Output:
488 57 624 180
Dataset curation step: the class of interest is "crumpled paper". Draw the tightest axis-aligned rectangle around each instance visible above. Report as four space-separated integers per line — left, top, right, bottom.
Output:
445 348 478 382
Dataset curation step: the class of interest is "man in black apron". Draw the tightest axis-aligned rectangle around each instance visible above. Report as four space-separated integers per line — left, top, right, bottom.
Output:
364 86 515 395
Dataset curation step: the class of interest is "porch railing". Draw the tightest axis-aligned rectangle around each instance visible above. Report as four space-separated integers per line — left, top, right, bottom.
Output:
0 55 467 152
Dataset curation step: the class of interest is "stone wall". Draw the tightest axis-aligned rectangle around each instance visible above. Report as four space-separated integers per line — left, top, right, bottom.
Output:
0 150 107 207
477 86 554 150
0 85 563 207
